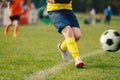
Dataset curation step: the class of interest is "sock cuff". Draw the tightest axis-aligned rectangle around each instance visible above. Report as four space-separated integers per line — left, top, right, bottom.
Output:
66 38 75 41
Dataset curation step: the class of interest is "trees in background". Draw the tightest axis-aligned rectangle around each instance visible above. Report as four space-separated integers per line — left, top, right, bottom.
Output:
0 0 119 15
72 0 120 15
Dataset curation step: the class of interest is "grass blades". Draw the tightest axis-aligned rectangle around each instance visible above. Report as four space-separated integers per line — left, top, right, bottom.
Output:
0 14 120 80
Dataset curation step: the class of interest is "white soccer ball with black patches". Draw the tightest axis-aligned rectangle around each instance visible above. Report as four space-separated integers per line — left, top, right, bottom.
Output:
100 29 120 52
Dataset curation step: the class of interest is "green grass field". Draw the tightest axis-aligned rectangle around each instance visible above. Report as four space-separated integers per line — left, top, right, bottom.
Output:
0 14 120 80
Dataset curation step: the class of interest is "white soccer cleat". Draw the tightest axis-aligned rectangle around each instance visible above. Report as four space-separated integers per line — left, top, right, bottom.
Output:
58 43 69 62
75 58 84 68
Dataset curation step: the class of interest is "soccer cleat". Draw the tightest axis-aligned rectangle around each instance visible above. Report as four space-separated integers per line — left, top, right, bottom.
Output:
75 58 84 68
58 43 69 62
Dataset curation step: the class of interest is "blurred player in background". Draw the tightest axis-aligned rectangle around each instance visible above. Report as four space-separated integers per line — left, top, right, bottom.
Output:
104 5 112 25
4 0 23 37
47 0 84 68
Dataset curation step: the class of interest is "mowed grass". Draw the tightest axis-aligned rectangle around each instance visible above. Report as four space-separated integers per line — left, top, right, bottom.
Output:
0 14 120 80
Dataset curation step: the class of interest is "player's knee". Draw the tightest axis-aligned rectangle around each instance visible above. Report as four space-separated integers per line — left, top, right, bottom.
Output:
75 35 80 41
62 26 74 38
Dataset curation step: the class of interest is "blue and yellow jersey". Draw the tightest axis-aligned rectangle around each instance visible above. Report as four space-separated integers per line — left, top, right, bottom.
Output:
47 0 72 11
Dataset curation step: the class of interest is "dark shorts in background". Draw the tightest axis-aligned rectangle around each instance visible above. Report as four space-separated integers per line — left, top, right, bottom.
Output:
106 16 111 21
10 15 20 22
48 10 80 33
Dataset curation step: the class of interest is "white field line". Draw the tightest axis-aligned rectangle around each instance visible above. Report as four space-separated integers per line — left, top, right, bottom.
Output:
25 49 104 80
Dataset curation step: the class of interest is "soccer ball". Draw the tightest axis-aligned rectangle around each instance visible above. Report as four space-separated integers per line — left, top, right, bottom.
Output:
100 29 120 52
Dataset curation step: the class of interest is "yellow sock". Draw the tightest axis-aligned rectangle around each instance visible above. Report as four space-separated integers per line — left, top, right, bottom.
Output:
66 38 80 61
60 40 67 51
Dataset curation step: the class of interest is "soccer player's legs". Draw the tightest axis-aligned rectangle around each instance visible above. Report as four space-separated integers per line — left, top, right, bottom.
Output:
12 15 20 37
49 10 84 68
48 11 69 51
60 27 81 62
66 38 80 60
61 16 84 68
13 20 19 37
61 27 80 60
4 21 12 35
61 26 84 68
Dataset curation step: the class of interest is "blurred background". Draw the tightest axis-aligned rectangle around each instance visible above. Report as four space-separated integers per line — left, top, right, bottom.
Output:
72 0 120 15
0 0 120 26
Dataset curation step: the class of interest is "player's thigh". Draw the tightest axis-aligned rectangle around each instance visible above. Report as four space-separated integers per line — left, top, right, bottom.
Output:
48 11 70 33
72 27 81 41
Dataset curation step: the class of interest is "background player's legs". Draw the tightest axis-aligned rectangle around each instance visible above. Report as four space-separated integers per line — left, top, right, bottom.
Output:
4 21 12 35
13 20 19 37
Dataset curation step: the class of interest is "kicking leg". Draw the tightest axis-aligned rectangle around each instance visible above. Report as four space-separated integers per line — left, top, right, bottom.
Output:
61 26 84 68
